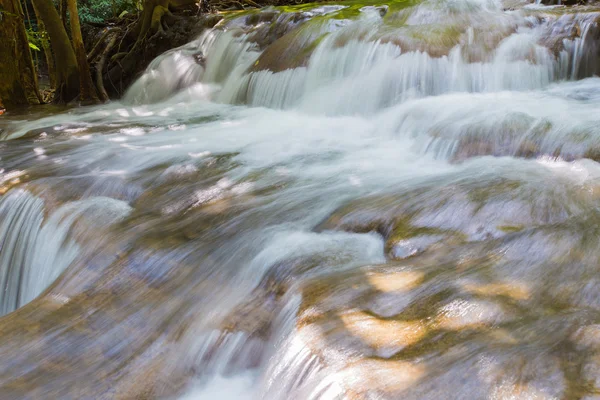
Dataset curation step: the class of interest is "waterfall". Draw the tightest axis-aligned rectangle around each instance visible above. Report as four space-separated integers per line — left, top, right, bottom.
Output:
123 30 261 105
0 190 44 315
0 191 132 316
124 0 599 117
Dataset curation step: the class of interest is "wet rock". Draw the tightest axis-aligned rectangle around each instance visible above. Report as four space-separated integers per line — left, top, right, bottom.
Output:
292 257 571 398
340 311 427 356
435 298 510 330
515 139 541 159
250 19 332 73
220 295 279 339
478 353 566 400
219 252 364 343
316 169 584 253
337 359 425 395
244 10 280 27
366 270 425 293
571 324 600 350
584 146 600 163
315 195 463 258
217 262 298 341
460 280 531 301
452 138 495 163
387 233 448 259
245 10 313 50
0 170 27 195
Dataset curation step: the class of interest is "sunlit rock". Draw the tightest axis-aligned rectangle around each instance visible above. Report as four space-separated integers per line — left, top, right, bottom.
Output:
340 311 428 354
338 359 425 394
461 281 531 301
435 298 510 330
367 270 425 292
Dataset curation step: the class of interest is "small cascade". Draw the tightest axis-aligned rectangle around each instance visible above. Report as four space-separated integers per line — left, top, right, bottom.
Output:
0 190 44 316
559 12 600 79
123 30 261 105
374 78 600 161
123 0 600 117
0 191 132 316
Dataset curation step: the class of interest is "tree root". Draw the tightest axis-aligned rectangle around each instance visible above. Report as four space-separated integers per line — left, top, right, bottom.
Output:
210 0 262 11
150 5 171 33
117 19 139 53
242 0 261 8
97 32 119 102
110 52 128 62
95 0 214 97
87 27 119 63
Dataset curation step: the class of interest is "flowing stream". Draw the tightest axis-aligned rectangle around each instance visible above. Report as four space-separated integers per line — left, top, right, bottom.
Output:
2 0 600 398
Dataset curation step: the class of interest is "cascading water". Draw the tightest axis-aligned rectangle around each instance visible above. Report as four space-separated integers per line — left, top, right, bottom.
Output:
0 190 44 315
0 190 132 315
2 0 600 398
122 0 599 113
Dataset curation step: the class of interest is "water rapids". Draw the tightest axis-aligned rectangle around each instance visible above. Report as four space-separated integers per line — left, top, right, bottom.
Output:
2 0 600 398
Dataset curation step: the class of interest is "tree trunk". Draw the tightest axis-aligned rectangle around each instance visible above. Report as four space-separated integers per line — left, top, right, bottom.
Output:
31 1 57 89
21 0 37 68
0 0 42 108
67 0 98 103
39 20 57 90
30 0 79 102
59 0 67 31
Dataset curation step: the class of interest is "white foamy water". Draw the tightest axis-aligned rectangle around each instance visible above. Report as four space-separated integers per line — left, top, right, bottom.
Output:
1 0 600 398
0 191 131 315
180 374 256 400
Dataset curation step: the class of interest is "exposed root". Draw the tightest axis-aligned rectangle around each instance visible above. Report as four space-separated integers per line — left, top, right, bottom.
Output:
110 52 128 62
242 0 261 8
97 32 119 102
150 5 171 34
117 19 139 53
81 0 225 98
87 27 119 63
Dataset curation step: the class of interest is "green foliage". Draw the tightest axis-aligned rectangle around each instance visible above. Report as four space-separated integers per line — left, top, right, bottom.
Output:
77 0 140 24
25 27 46 53
0 8 19 21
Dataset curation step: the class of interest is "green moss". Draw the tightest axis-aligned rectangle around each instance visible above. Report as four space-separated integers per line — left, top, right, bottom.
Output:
392 328 478 360
219 0 431 74
387 217 443 241
384 217 460 256
251 18 332 72
466 180 522 204
497 224 525 233
220 0 420 24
